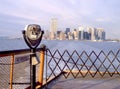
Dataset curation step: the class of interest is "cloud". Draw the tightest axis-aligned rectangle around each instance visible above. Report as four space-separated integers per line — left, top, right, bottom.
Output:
0 0 98 23
95 17 110 22
0 0 120 38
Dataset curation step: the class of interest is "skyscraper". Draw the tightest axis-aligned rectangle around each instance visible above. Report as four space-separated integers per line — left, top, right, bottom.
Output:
78 26 84 40
50 18 58 39
97 28 106 40
65 28 70 34
88 27 95 41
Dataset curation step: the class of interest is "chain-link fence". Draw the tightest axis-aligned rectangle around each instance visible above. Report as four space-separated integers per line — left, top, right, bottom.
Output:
0 53 30 89
0 48 44 89
0 56 11 89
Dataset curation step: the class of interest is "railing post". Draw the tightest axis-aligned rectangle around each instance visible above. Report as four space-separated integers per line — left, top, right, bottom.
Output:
38 45 46 87
30 49 36 89
10 54 14 89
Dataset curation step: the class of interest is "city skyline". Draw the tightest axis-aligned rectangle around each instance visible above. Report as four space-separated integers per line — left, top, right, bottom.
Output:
0 0 120 39
46 22 106 41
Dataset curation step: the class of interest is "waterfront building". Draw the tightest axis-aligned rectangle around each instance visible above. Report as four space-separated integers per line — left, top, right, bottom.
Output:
65 28 70 34
59 31 65 40
56 31 61 40
102 31 106 40
88 27 96 41
50 18 58 39
65 28 70 39
83 31 90 40
78 26 84 40
68 32 73 40
97 28 106 40
44 30 50 39
73 29 79 40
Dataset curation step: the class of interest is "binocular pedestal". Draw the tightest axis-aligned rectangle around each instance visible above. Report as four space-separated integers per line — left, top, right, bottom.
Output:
30 49 36 89
22 24 44 89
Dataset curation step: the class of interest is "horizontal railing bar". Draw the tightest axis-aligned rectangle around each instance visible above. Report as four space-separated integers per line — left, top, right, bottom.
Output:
9 82 30 85
0 47 44 57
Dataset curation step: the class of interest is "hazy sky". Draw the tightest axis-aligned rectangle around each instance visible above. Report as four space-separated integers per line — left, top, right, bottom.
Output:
0 0 120 39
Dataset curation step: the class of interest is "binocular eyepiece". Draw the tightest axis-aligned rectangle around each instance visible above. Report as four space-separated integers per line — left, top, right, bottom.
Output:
22 24 44 49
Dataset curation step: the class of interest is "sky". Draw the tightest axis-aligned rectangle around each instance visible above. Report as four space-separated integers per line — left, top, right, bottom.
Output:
0 0 120 39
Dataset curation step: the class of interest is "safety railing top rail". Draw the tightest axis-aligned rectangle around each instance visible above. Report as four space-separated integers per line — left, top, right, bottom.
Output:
0 48 43 56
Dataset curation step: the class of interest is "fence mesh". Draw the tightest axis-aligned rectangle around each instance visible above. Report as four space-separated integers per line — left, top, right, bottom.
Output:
0 54 30 89
13 54 30 89
0 56 11 89
46 49 120 82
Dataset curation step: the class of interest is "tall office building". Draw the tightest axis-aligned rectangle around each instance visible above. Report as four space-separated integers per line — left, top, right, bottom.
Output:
97 28 106 40
65 28 70 34
65 28 70 39
73 29 78 40
59 31 65 40
50 18 58 39
88 27 96 41
78 26 90 40
68 32 73 40
78 26 84 40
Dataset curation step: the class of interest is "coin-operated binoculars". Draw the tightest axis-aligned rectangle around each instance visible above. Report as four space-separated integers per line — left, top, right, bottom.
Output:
22 24 44 89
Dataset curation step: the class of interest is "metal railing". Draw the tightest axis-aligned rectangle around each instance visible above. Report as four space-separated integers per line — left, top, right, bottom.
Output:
0 47 120 89
0 48 45 89
45 49 120 83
